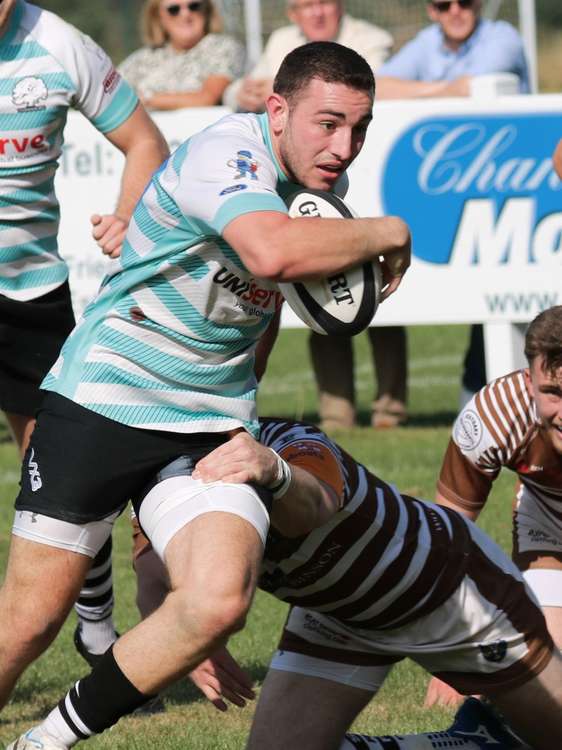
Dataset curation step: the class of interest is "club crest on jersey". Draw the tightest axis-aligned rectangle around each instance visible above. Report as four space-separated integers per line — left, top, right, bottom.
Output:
12 76 47 111
479 640 507 663
227 150 259 180
454 409 483 451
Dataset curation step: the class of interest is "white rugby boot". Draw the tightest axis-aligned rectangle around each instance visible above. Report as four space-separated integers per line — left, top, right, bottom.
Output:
6 727 69 750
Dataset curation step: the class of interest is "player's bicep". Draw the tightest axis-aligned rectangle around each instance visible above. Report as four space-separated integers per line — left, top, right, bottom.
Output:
280 440 346 510
222 211 290 277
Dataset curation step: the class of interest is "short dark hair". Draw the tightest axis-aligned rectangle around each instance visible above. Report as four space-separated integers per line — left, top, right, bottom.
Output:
524 306 562 375
273 41 375 105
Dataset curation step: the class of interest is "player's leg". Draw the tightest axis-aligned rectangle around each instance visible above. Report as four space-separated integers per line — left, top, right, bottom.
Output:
11 474 269 747
0 533 98 709
73 537 119 665
247 670 374 750
489 649 562 749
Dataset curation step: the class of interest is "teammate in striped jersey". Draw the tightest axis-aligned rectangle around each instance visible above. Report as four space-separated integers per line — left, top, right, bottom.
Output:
424 305 562 710
12 417 561 749
0 40 412 734
0 0 168 666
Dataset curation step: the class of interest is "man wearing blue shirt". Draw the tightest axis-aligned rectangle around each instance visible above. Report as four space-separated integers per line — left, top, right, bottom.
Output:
377 0 529 97
376 0 530 406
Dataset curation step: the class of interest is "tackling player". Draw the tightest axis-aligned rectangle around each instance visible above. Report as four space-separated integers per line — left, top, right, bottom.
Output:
0 0 168 663
11 417 562 748
0 40 411 739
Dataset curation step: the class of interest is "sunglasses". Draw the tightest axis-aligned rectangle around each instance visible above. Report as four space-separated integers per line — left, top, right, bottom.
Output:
164 1 204 17
431 0 474 12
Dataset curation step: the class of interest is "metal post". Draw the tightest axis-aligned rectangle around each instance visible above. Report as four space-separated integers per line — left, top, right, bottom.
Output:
244 0 263 70
518 0 539 93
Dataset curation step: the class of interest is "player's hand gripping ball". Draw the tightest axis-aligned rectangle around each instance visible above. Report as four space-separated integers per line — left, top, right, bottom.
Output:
279 189 382 336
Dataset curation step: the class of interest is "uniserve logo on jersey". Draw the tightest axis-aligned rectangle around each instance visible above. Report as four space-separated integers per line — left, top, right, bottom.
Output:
381 113 562 268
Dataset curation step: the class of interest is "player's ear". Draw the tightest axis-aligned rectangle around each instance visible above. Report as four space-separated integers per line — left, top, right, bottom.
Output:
427 2 439 23
266 92 289 135
523 366 532 392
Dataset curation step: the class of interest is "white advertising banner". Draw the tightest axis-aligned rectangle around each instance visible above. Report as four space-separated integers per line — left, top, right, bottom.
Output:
56 96 562 367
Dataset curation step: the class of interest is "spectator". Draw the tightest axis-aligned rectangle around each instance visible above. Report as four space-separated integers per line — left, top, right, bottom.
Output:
225 0 398 431
118 0 244 110
223 0 392 113
377 0 530 410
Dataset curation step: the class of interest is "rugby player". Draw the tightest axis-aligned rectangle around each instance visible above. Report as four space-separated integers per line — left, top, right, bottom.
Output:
0 0 168 663
0 40 411 742
421 305 562 711
12 418 562 748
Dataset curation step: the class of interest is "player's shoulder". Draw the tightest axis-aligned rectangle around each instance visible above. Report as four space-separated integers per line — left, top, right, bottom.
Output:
20 2 84 59
453 369 532 457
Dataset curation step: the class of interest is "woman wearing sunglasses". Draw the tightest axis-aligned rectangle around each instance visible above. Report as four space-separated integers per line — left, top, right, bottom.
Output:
118 0 244 110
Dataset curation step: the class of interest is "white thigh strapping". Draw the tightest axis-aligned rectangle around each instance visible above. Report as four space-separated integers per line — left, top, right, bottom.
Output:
138 474 270 560
11 510 118 558
269 651 391 693
523 568 562 608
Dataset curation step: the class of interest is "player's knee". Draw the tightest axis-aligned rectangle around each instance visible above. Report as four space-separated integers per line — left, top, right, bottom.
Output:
4 599 65 658
170 587 250 645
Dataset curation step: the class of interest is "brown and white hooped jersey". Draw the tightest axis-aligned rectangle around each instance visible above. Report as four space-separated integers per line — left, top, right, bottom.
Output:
258 418 472 631
438 370 562 523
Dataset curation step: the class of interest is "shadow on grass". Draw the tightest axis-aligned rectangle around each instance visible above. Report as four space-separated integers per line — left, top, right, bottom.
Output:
164 662 269 707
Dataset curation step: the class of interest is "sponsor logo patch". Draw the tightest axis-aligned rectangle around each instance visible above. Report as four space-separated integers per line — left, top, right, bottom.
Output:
12 76 47 111
28 448 42 492
219 184 248 196
454 409 483 451
227 149 259 180
103 68 120 94
479 639 507 663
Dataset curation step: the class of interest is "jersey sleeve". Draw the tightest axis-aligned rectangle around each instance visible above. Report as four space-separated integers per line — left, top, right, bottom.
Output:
169 122 288 233
437 388 505 511
437 439 495 512
57 22 138 133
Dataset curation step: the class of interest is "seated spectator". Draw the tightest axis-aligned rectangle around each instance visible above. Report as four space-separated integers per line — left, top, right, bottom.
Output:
376 0 530 409
223 0 392 113
118 0 244 110
225 1 402 432
377 0 530 98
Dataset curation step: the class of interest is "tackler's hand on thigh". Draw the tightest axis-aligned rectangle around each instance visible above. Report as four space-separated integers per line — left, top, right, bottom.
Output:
192 432 279 487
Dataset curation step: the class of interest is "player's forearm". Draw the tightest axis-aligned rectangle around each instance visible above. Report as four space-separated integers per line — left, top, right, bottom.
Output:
271 465 339 538
229 214 410 282
114 134 169 220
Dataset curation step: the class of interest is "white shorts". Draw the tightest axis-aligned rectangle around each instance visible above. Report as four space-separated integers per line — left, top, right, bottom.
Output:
271 523 552 697
138 473 270 560
12 509 119 558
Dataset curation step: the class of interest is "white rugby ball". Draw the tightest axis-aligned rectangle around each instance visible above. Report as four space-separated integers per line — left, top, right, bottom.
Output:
279 189 382 336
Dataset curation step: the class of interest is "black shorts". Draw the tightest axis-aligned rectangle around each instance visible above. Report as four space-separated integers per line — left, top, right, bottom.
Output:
0 282 76 416
16 392 231 524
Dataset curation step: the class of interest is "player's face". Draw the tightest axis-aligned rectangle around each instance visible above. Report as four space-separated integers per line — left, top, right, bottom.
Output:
158 0 207 51
269 78 372 191
526 356 562 454
427 0 481 49
287 0 343 43
0 0 17 36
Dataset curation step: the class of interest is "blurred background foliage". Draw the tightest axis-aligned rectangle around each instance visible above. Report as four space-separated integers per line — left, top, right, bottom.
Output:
36 0 562 92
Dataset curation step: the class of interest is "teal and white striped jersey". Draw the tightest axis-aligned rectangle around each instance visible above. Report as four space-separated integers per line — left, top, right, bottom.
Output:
44 113 297 436
0 0 138 301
